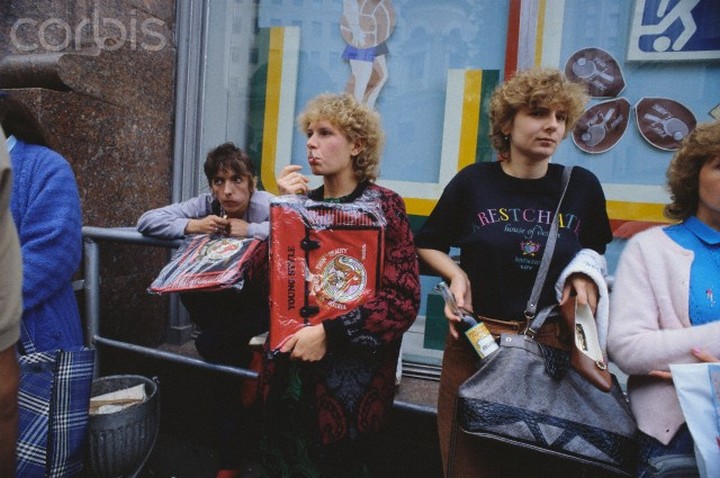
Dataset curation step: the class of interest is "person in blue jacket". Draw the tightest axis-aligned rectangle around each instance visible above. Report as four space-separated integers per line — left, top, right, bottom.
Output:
0 93 84 353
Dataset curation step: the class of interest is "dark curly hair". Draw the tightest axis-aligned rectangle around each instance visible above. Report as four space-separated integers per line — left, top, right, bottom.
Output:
489 68 588 157
204 142 256 193
665 120 720 221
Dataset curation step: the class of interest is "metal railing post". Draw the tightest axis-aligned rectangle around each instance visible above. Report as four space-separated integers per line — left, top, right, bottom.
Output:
83 235 101 377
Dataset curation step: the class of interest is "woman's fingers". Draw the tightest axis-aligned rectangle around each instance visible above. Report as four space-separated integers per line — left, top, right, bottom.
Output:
691 347 720 363
280 335 297 354
565 274 599 314
647 349 719 384
279 164 303 178
649 370 673 382
559 282 572 306
204 215 228 234
277 165 308 194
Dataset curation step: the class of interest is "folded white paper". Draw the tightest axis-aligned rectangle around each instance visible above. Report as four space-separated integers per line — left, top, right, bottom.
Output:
669 363 720 478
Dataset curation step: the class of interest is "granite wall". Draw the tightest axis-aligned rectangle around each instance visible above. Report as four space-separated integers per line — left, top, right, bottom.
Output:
0 0 178 346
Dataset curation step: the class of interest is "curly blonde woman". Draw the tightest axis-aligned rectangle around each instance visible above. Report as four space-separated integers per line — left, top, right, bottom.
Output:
257 92 420 476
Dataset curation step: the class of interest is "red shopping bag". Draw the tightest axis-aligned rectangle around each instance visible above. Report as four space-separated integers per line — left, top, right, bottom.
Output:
268 197 384 351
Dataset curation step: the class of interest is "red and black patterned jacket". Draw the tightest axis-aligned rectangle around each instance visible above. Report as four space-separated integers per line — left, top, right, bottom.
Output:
256 181 421 445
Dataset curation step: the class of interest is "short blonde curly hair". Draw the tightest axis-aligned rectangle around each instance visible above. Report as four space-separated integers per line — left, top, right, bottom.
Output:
489 68 588 157
297 93 384 182
665 119 720 221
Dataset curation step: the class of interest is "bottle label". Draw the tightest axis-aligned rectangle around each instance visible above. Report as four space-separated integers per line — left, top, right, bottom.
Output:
464 322 499 359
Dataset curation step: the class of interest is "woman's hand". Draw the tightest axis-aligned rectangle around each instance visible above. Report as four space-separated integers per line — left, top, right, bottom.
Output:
649 348 720 381
277 165 310 195
416 248 472 341
280 324 327 362
226 218 249 238
447 274 473 340
560 273 598 315
185 215 229 235
691 347 720 363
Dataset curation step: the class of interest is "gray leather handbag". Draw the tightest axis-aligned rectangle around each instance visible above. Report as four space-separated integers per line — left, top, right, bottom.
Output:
450 166 638 476
453 322 638 476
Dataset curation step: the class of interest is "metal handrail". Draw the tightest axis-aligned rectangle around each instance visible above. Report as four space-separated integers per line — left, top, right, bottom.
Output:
81 226 436 415
82 226 258 380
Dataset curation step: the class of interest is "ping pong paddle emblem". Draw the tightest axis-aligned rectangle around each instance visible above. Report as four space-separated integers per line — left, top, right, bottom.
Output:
635 97 697 151
573 98 631 154
565 47 625 98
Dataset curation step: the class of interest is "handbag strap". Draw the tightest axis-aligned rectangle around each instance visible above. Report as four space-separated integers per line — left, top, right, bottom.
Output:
525 166 573 335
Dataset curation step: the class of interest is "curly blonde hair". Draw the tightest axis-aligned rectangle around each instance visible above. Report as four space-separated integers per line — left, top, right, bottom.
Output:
297 93 384 182
489 68 588 156
665 119 720 221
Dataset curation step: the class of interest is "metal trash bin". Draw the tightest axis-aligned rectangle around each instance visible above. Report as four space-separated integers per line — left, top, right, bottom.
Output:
86 375 160 478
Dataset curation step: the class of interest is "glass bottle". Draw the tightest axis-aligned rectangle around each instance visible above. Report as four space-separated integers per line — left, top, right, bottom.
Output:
434 281 499 359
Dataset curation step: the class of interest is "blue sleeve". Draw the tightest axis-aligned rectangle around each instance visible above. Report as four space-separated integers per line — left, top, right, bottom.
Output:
16 151 82 311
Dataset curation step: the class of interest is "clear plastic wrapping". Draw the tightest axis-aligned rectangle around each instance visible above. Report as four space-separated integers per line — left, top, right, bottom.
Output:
268 195 386 351
148 234 262 294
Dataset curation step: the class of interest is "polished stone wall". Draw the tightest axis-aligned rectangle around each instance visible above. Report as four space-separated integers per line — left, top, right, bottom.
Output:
0 0 178 346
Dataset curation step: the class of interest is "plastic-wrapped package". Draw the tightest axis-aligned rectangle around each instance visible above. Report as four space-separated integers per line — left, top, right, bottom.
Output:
148 234 262 294
268 195 385 351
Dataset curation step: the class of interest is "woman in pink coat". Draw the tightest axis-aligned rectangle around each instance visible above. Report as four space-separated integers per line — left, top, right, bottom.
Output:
608 119 720 477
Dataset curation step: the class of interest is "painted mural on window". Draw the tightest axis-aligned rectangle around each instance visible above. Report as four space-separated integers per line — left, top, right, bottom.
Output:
235 0 720 236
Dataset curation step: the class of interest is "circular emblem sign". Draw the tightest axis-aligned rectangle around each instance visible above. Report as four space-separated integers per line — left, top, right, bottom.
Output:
315 253 367 305
201 238 243 262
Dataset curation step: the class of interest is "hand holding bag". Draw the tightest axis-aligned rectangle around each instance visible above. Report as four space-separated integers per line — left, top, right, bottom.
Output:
451 166 638 476
16 323 95 478
560 297 613 392
454 320 638 476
